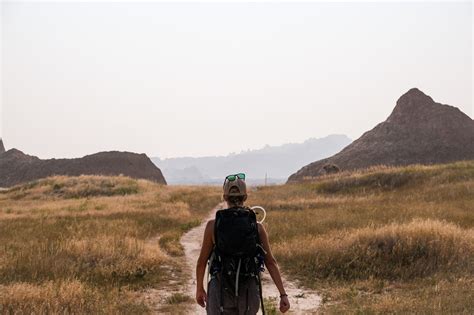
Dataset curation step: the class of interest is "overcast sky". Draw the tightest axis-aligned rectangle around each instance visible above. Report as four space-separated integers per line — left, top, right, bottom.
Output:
1 1 472 159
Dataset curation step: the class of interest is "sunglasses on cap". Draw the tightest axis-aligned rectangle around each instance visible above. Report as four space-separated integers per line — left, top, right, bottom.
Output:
223 173 245 187
225 173 245 181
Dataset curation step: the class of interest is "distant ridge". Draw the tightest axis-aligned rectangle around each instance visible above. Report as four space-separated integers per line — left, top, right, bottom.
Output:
0 149 167 187
288 88 474 182
153 135 352 185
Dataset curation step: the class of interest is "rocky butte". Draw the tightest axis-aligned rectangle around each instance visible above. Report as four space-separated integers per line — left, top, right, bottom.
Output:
288 88 474 182
0 146 167 187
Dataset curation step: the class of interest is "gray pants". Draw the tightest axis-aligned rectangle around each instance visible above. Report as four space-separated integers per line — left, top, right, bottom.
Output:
206 275 261 315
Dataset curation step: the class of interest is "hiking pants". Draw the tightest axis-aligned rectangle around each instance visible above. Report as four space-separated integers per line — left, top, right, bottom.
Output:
206 275 260 315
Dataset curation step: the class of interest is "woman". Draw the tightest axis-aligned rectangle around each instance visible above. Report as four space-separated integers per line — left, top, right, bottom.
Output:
195 173 290 314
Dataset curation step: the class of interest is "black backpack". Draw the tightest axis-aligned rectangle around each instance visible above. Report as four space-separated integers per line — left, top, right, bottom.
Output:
215 207 259 259
210 206 266 314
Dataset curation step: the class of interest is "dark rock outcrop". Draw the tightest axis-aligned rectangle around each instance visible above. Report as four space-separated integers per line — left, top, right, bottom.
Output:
0 149 167 187
322 164 340 175
288 88 474 182
0 139 5 154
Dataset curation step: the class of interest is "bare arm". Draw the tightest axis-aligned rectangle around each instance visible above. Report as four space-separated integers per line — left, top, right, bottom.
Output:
258 223 286 295
258 223 290 312
195 220 214 307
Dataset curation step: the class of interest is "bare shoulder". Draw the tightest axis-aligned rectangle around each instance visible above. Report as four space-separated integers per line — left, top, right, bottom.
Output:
205 219 215 233
205 219 215 243
206 219 215 230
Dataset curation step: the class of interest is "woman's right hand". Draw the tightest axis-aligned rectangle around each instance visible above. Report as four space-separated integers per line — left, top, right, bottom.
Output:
196 287 207 308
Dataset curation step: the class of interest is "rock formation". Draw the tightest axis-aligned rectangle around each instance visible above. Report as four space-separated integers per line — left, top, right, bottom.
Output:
0 149 167 187
0 139 5 154
288 88 474 182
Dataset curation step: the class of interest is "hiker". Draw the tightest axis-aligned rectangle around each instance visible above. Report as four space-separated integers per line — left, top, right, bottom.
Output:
195 173 290 314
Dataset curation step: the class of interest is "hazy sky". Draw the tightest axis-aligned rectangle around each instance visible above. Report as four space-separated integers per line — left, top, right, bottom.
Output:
1 1 472 159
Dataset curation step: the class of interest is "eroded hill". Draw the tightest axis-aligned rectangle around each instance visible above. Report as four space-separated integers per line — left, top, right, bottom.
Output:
0 149 167 187
288 88 474 182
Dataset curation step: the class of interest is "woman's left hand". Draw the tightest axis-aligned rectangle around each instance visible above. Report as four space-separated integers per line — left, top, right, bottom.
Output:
280 295 290 313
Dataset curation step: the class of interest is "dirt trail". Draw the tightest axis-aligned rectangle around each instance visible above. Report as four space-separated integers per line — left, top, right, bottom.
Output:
181 203 321 314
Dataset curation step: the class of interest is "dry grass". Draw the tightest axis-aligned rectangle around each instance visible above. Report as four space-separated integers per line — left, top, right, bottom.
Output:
248 161 474 313
165 292 192 304
275 219 473 281
0 280 148 314
2 161 473 313
6 176 140 200
0 175 221 313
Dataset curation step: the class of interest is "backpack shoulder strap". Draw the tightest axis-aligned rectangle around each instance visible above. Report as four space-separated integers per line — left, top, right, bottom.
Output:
244 207 261 245
213 209 225 250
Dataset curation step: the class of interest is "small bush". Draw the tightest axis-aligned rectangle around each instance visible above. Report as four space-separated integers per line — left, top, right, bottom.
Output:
165 293 191 304
159 231 184 256
263 297 278 315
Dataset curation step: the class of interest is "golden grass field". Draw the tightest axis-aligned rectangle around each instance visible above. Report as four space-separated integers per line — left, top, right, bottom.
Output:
1 161 473 314
0 176 221 314
247 161 474 313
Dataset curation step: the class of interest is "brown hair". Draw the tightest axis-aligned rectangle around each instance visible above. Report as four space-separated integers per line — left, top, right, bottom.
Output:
228 195 245 206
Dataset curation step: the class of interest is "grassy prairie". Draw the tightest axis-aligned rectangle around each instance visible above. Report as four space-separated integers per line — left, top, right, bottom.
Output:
248 161 474 313
0 176 221 314
2 162 473 314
